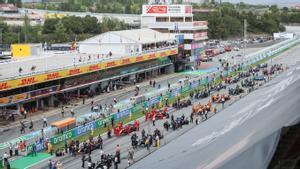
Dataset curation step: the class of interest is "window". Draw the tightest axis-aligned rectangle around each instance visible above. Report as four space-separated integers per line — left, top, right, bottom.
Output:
156 17 169 22
170 17 184 22
185 17 192 22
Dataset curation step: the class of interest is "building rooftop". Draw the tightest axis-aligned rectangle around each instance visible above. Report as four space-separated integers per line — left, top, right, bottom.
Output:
80 28 175 45
0 4 18 12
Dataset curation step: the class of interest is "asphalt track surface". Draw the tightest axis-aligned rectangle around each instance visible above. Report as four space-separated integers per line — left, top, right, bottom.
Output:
130 60 300 169
30 41 300 169
0 47 258 144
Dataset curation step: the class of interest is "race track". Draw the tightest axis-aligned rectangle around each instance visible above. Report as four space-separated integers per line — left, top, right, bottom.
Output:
130 63 300 169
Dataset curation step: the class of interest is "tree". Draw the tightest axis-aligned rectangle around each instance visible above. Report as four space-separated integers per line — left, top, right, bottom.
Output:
62 16 84 34
43 18 59 34
82 15 100 34
54 21 67 43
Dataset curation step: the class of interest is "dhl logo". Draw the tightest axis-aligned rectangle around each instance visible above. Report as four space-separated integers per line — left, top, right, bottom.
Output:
122 58 131 64
13 94 27 100
0 82 10 90
69 69 81 75
0 98 9 104
148 54 156 59
170 50 177 55
160 52 167 57
19 77 37 86
106 61 116 68
89 65 99 71
136 56 144 62
46 72 61 80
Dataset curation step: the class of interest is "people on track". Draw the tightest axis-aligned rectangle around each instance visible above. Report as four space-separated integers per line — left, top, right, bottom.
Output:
43 116 48 127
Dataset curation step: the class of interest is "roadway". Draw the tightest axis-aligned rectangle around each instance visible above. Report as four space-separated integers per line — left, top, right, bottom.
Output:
0 47 264 144
130 45 300 169
28 42 300 169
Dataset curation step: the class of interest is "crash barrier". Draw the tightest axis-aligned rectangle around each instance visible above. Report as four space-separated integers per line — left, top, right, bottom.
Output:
1 37 299 152
242 37 300 66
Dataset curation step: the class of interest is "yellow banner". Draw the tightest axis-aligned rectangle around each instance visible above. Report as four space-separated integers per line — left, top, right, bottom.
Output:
0 48 178 91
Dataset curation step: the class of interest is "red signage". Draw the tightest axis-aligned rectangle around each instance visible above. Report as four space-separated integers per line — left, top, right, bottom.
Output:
122 58 131 65
160 52 167 57
0 82 10 90
19 77 37 86
170 49 177 55
106 61 116 68
146 5 167 14
88 65 99 71
68 68 81 75
185 6 192 13
148 54 156 59
136 56 144 62
193 32 208 39
12 93 29 102
46 72 61 81
193 21 208 27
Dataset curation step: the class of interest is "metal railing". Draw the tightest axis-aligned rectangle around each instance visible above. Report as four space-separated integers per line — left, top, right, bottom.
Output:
0 46 178 81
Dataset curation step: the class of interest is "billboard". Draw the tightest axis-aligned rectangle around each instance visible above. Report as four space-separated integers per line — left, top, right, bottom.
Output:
145 5 167 14
143 5 192 14
193 21 208 27
11 44 31 59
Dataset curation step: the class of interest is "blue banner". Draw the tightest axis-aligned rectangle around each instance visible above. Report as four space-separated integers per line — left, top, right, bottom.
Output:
26 141 46 153
191 81 199 89
74 121 96 137
115 108 131 120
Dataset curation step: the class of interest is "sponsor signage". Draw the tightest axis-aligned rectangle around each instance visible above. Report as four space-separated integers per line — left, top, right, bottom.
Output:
115 108 131 119
30 86 60 98
0 82 11 90
191 42 205 50
50 130 75 145
146 5 167 14
26 141 46 153
185 6 192 13
143 5 192 14
193 21 208 27
193 32 208 39
0 48 178 92
74 121 96 136
45 72 61 81
0 86 60 106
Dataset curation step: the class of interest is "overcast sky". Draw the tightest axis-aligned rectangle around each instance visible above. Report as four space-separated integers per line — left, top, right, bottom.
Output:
222 0 299 6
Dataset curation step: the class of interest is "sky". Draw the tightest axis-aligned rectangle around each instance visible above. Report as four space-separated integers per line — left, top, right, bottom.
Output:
222 0 299 6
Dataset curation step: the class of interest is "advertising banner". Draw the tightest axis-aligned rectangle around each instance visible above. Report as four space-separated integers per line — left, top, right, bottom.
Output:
26 141 46 153
0 86 60 106
50 130 75 145
193 21 208 27
143 5 191 14
145 5 167 14
0 48 178 92
115 108 131 120
74 121 96 137
95 118 103 128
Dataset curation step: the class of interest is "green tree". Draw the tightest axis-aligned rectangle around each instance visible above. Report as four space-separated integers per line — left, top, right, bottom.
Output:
43 18 59 34
54 21 67 43
82 15 100 33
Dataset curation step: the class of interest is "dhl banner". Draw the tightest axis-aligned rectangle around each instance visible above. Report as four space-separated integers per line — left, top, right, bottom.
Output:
0 48 178 92
0 86 60 106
